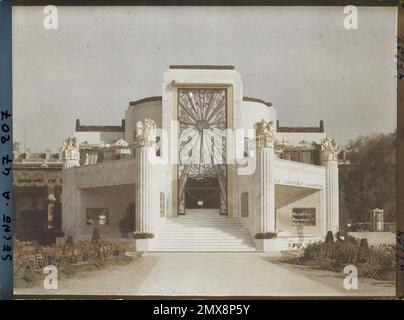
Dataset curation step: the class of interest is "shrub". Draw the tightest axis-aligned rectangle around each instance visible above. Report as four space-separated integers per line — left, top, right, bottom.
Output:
325 231 334 244
91 228 101 241
347 235 359 244
302 242 334 260
368 247 395 266
255 232 277 239
333 241 359 264
336 231 350 242
65 235 74 246
298 236 396 280
359 238 369 250
13 239 136 288
133 232 155 239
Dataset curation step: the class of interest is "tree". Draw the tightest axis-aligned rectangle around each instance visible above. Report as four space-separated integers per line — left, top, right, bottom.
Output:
339 132 396 224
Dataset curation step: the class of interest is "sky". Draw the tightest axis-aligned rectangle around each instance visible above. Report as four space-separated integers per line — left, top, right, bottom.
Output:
12 6 397 152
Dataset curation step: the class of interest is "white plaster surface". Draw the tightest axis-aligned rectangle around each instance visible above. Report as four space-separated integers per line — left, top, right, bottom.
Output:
274 159 325 189
240 101 276 131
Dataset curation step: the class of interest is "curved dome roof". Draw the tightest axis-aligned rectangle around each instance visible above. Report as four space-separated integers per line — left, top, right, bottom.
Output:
242 96 272 107
129 96 162 107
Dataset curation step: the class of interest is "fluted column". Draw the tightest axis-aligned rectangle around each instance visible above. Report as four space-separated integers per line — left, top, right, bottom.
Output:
135 146 155 233
254 120 276 234
133 118 158 233
321 137 339 234
61 137 81 238
255 147 276 233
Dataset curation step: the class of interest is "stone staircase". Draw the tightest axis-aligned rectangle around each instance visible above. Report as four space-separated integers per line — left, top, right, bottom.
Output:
151 209 256 252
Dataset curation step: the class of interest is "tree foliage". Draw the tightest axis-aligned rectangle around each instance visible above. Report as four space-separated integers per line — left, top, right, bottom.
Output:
339 132 396 223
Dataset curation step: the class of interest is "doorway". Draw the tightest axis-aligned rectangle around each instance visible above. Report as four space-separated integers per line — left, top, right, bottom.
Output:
184 177 221 210
177 88 228 215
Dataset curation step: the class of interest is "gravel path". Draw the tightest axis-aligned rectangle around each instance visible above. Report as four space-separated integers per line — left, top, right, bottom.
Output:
14 252 394 297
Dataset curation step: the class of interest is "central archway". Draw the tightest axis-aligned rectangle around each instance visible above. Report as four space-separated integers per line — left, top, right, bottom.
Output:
177 88 228 215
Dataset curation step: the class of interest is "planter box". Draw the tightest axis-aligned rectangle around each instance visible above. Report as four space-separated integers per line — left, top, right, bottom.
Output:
254 238 289 252
134 239 153 252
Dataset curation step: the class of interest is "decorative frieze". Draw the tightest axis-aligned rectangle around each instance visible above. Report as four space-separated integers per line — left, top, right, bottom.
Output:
13 170 62 188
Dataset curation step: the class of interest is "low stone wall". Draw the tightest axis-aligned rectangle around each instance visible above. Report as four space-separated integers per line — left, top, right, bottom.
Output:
348 232 395 245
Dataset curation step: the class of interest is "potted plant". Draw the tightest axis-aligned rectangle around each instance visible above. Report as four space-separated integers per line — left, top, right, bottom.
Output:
133 231 155 252
254 232 283 251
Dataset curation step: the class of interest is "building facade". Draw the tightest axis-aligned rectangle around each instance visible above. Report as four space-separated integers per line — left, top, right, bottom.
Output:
61 66 339 251
13 143 64 244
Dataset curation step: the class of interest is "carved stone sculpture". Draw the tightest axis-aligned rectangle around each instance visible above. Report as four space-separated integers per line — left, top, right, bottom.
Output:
254 119 275 148
134 119 157 148
320 137 338 161
61 136 80 168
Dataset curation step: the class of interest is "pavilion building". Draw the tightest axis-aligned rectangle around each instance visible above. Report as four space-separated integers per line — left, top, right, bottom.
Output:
61 66 339 251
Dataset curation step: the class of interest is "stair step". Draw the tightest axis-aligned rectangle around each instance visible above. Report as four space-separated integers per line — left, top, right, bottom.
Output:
153 246 255 249
158 232 250 233
156 236 252 238
152 248 255 252
155 241 253 244
150 209 256 252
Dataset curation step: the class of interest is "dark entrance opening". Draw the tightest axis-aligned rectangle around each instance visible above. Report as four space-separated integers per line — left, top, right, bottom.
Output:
14 187 48 243
184 177 220 209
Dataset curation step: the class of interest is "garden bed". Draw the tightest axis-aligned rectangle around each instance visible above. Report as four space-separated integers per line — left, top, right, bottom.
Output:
281 235 395 281
13 238 141 288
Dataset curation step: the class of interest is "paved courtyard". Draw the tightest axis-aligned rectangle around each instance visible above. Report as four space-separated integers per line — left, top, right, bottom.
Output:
14 252 395 297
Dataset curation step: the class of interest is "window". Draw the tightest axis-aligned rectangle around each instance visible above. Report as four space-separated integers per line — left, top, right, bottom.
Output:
86 208 109 226
292 208 316 226
241 192 249 217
